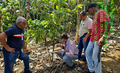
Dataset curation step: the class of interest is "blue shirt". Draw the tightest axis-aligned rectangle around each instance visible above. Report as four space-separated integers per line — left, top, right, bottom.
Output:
3 24 24 51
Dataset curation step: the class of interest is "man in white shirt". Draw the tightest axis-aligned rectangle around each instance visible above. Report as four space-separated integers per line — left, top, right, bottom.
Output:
78 11 93 62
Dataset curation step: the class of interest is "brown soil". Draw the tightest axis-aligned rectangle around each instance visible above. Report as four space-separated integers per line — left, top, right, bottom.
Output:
102 49 120 73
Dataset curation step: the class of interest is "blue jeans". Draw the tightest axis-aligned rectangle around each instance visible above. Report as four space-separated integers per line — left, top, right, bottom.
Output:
78 34 90 61
2 48 29 73
86 41 102 73
57 51 78 67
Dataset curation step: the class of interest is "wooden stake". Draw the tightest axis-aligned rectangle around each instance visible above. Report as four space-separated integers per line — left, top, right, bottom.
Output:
75 0 81 45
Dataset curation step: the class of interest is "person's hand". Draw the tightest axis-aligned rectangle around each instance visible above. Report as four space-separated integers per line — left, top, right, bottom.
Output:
23 49 27 56
7 47 15 54
83 37 87 42
55 51 62 54
98 36 105 46
56 44 62 47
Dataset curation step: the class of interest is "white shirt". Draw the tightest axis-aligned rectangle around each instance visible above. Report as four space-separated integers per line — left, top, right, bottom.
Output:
79 16 93 37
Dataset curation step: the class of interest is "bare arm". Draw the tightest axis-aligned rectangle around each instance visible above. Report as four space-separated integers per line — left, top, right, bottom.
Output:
0 32 9 50
0 32 15 53
83 29 92 42
98 21 111 46
103 21 111 40
85 29 92 38
104 21 111 35
23 40 27 56
56 44 64 48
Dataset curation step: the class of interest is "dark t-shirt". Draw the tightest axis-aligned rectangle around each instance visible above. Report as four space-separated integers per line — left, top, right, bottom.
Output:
3 24 24 51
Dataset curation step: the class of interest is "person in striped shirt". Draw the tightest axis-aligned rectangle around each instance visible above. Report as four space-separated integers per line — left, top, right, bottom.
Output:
0 16 32 73
85 3 110 73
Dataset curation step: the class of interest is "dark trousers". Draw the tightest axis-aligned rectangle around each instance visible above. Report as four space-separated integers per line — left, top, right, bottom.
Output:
78 34 91 61
2 48 29 73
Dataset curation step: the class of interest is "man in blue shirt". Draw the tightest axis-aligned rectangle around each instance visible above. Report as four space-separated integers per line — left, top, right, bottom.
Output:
0 16 31 73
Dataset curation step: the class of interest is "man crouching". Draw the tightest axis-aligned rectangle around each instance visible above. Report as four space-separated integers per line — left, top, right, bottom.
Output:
55 34 78 69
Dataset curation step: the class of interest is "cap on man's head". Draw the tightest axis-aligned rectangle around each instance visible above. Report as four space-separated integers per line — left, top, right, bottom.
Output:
86 3 96 12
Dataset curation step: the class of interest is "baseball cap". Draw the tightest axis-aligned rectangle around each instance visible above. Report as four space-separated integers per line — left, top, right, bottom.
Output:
86 3 97 12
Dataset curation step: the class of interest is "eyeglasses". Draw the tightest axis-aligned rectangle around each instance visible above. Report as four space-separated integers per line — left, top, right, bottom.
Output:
23 22 27 25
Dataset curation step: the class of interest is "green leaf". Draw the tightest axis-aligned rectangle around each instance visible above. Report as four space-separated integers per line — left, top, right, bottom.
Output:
36 36 38 44
110 30 120 33
48 32 53 38
39 34 43 42
77 4 83 9
40 15 44 20
1 3 5 9
26 37 29 44
51 4 54 9
22 0 26 9
66 13 71 17
106 49 110 52
55 30 60 37
67 22 72 25
60 0 63 3
56 5 59 10
8 0 12 2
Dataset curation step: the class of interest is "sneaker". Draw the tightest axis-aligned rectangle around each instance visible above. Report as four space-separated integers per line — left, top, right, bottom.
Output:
84 69 95 73
24 70 32 73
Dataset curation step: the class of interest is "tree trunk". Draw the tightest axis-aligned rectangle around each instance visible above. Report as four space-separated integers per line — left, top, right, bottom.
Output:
75 0 81 45
37 10 38 19
19 0 23 16
25 0 31 49
26 0 30 21
118 19 120 25
118 16 120 25
84 4 85 11
52 40 55 62
0 20 3 33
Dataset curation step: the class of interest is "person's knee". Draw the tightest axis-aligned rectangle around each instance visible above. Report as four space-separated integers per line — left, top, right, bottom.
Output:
92 56 99 62
63 56 68 61
86 49 92 56
92 52 99 60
